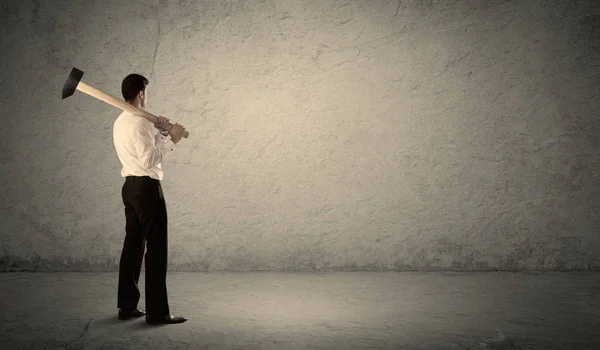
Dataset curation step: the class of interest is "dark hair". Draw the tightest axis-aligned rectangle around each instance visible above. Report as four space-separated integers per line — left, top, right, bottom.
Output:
121 74 149 101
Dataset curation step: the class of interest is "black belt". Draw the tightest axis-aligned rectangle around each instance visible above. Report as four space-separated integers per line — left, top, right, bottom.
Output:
126 175 158 181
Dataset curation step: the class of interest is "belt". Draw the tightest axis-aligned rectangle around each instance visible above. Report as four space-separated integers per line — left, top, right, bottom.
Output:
126 175 158 181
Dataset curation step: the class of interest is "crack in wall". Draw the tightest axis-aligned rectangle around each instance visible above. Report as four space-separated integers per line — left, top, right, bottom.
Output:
152 0 162 78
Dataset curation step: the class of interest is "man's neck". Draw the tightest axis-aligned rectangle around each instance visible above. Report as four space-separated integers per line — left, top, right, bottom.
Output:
127 101 142 109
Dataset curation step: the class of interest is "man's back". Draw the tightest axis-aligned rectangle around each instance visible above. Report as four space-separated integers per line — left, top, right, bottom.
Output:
113 112 176 181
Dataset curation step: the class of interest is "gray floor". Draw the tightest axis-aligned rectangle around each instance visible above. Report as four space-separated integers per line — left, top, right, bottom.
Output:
1 271 598 349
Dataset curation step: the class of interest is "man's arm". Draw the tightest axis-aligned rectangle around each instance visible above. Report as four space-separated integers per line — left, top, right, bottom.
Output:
132 120 177 170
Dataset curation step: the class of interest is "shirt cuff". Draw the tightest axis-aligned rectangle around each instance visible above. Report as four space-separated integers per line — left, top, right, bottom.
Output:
156 133 171 145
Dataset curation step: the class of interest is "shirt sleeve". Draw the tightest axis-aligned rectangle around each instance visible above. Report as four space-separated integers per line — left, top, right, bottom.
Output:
132 120 176 170
155 131 171 147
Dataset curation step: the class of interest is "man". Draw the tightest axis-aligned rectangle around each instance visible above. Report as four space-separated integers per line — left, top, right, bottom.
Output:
112 73 187 324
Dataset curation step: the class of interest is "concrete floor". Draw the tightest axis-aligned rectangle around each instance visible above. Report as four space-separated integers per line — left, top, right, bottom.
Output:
0 272 598 350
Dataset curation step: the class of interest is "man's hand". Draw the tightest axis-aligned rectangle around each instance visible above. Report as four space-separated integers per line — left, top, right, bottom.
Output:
169 123 186 144
154 116 171 134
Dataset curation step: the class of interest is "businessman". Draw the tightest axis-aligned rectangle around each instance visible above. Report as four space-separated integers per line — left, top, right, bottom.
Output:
112 73 187 324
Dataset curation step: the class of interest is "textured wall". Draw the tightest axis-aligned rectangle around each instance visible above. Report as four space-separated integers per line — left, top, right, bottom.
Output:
0 0 598 271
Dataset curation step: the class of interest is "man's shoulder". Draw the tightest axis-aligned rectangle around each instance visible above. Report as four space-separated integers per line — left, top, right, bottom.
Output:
116 112 149 125
115 111 131 122
114 113 153 136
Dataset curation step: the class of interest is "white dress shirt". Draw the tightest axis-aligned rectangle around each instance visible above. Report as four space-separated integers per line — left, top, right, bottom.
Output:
113 111 177 181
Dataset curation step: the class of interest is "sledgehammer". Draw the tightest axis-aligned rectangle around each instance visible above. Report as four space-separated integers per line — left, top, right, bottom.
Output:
61 67 190 139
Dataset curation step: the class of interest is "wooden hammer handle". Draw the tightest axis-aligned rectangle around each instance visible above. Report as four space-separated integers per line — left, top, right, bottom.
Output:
76 81 190 139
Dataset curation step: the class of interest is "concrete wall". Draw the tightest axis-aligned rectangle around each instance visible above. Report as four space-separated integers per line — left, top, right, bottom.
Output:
1 0 598 271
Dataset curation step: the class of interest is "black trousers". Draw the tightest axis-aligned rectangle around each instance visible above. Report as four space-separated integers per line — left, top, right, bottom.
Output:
117 175 170 317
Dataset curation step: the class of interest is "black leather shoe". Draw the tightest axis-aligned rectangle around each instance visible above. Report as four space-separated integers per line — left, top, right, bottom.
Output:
118 308 146 320
146 314 187 324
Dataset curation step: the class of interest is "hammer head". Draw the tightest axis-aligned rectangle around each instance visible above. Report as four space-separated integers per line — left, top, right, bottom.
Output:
62 67 84 99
